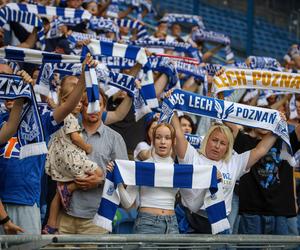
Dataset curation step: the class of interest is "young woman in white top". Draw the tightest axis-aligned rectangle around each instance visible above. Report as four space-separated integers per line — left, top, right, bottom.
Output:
171 112 279 233
107 123 179 234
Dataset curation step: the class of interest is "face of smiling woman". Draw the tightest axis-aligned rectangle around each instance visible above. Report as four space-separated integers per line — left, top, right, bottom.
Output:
205 128 229 161
153 125 173 158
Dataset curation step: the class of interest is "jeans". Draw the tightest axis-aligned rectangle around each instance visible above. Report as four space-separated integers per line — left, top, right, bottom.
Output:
239 213 289 235
227 192 240 234
134 212 179 234
287 216 299 236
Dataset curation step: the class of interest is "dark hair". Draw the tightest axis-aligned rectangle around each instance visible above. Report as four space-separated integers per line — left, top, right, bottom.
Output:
179 114 196 134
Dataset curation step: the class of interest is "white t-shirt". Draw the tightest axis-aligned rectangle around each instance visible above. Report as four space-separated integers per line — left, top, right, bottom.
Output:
119 152 178 210
179 143 250 215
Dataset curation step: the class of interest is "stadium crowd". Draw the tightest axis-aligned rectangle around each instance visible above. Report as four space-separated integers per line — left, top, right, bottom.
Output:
0 0 300 238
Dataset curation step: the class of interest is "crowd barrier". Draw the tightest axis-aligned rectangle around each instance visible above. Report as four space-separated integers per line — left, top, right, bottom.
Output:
1 234 300 250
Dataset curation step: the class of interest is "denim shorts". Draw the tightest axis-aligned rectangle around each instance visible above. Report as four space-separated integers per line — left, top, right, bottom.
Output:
134 211 179 234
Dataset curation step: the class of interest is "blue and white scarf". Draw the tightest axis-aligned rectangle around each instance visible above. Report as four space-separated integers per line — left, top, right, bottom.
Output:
172 59 206 81
191 27 234 61
132 39 202 62
6 3 92 20
246 56 282 72
82 39 158 109
0 6 45 50
160 89 291 148
116 19 149 40
212 68 300 95
185 133 202 149
0 74 47 159
94 159 229 234
87 17 119 34
160 13 205 29
0 46 101 114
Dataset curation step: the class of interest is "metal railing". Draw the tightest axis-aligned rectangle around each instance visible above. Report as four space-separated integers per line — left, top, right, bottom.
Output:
1 234 300 250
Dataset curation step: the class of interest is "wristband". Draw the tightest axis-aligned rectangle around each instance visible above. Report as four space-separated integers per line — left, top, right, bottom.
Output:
0 216 10 225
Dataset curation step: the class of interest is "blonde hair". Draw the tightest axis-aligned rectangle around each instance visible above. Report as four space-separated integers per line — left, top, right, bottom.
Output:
199 124 234 162
58 75 79 104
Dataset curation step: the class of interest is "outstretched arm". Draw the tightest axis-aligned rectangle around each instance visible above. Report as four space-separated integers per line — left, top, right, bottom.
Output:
0 98 24 145
105 64 142 125
53 54 97 124
246 132 277 170
171 112 188 159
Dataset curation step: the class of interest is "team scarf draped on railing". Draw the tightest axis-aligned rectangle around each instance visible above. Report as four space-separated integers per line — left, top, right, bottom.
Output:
131 39 202 62
116 18 149 40
212 68 300 96
94 159 230 234
0 74 47 159
160 13 205 29
159 89 290 148
82 39 158 109
0 6 45 50
0 46 102 114
191 27 234 61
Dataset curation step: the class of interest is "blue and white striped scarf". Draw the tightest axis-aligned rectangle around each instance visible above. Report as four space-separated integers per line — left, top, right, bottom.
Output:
82 39 158 109
0 6 45 50
191 28 234 61
94 159 230 234
213 68 300 95
160 89 291 148
161 13 205 29
116 19 149 40
132 39 202 62
38 61 150 120
0 74 47 158
6 3 92 20
173 59 206 81
0 46 101 114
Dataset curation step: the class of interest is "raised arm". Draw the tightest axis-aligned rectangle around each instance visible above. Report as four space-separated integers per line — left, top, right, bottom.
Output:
53 54 97 124
154 73 168 98
246 132 277 170
171 112 188 159
0 98 24 145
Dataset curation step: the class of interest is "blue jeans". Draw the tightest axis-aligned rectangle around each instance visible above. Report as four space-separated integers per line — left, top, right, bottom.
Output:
239 213 289 235
227 192 240 234
134 212 179 234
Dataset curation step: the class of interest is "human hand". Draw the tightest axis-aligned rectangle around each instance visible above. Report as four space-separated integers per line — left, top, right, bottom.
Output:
134 79 141 89
164 88 174 99
215 67 225 77
106 161 115 173
17 70 34 85
76 39 91 48
3 220 24 234
82 53 98 71
75 171 103 190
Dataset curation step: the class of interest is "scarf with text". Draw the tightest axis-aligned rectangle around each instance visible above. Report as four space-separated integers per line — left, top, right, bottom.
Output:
160 13 205 29
82 39 158 109
213 68 300 95
0 46 101 114
0 74 47 158
160 89 291 148
191 27 234 61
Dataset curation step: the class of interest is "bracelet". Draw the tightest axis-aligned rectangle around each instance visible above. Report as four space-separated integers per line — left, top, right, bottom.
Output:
0 216 10 225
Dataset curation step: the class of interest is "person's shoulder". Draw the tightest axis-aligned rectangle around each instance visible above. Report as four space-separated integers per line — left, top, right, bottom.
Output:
102 124 123 138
